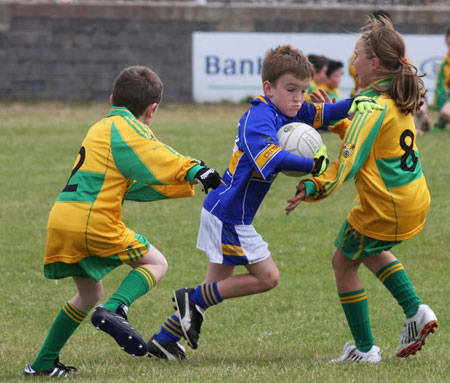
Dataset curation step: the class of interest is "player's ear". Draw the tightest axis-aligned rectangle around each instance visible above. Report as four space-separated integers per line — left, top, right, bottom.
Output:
371 57 381 70
109 94 114 106
263 80 273 97
145 103 158 119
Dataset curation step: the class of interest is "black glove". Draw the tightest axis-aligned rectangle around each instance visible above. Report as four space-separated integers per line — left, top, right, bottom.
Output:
194 167 223 194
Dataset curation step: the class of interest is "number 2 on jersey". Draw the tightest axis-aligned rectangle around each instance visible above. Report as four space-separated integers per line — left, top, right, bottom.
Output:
62 146 86 192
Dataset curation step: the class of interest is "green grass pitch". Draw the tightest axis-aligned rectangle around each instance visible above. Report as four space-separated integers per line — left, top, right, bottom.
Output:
0 102 448 382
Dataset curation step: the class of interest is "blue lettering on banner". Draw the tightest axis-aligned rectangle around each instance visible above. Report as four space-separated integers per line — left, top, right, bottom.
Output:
205 56 263 76
206 56 220 74
420 56 444 78
224 58 236 75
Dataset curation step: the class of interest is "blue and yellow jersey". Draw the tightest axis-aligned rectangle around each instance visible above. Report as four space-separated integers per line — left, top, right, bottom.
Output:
203 95 344 225
303 79 430 242
45 107 201 265
433 52 450 110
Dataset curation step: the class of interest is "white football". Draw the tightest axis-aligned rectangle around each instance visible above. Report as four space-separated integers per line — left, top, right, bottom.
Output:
277 122 323 177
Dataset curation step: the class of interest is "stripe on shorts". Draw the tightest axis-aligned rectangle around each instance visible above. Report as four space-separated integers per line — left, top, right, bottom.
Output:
221 223 249 265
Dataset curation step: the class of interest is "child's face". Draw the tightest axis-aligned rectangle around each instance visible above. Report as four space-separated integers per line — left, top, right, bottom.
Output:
326 69 342 90
314 66 328 85
264 73 310 117
353 38 374 87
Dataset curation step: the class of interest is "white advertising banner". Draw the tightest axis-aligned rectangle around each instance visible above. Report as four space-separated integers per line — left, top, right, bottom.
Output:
192 32 444 104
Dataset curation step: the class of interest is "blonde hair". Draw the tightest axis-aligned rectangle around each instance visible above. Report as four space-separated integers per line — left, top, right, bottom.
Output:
360 16 425 115
262 45 313 85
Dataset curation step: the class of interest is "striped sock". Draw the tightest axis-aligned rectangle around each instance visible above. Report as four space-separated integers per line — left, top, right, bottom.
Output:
339 289 374 352
155 314 183 343
190 282 223 310
31 302 87 371
376 260 422 318
103 266 156 313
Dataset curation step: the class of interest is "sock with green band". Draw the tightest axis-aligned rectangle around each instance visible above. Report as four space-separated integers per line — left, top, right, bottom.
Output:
31 302 87 372
103 266 156 313
339 289 374 352
376 260 422 318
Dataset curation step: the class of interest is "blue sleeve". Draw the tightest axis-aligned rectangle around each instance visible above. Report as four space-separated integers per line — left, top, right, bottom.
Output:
296 99 352 128
239 106 286 180
276 152 314 173
323 99 352 124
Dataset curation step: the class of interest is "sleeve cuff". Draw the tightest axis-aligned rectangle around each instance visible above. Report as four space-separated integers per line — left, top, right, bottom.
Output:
303 180 317 198
185 164 204 184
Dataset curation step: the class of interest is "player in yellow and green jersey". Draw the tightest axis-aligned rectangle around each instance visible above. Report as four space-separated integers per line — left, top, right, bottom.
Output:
23 66 222 378
305 54 329 102
286 16 438 363
433 26 450 130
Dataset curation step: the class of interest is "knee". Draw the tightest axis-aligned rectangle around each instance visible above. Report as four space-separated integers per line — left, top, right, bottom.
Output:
331 252 339 272
159 256 169 278
145 255 168 282
440 103 450 121
331 251 346 279
260 269 280 291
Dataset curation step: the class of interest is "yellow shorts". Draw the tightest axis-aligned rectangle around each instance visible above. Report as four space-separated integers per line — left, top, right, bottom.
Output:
44 234 150 282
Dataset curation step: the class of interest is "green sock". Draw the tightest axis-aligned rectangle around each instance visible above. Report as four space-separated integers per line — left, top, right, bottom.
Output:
103 266 156 313
339 289 374 352
376 260 422 318
32 302 86 372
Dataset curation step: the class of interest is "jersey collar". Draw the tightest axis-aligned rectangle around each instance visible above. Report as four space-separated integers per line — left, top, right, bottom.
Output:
108 106 136 119
250 95 282 113
360 78 391 97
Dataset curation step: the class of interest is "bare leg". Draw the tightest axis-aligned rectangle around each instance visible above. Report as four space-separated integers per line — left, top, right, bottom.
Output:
332 248 362 293
71 276 103 313
212 256 280 299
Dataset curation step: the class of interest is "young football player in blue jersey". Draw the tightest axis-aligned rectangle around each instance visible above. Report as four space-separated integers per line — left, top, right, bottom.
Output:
286 17 438 363
22 66 222 378
146 45 383 360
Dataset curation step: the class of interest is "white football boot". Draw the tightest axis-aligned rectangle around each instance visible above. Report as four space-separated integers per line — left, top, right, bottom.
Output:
330 343 381 363
396 304 438 358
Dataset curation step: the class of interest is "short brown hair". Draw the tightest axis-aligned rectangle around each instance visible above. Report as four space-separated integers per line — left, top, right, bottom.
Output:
112 66 163 118
262 45 313 85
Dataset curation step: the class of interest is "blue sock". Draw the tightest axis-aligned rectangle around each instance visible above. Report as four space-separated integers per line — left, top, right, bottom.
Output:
190 282 223 309
155 314 183 343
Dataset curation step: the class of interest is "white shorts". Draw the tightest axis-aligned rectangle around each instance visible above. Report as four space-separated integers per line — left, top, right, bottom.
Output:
196 208 270 265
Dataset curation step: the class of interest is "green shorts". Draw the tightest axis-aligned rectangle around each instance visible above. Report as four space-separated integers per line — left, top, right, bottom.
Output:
44 233 150 282
334 220 401 260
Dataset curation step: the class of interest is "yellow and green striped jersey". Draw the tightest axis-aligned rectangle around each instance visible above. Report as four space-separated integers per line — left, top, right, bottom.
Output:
305 80 320 102
45 107 201 266
303 79 430 242
320 83 342 102
433 52 450 110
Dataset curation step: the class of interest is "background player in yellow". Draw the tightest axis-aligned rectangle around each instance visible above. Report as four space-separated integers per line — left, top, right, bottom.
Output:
23 66 222 378
433 25 450 130
322 59 343 103
286 17 438 363
305 54 329 102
